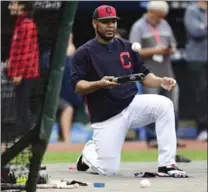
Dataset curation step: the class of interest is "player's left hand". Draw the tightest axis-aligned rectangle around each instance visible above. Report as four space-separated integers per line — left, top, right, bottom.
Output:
160 77 176 91
12 76 22 86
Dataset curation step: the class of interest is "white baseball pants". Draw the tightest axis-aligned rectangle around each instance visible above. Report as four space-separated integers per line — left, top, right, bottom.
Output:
81 94 177 176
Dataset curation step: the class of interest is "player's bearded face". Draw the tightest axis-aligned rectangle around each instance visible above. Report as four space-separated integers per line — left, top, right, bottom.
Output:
96 19 117 41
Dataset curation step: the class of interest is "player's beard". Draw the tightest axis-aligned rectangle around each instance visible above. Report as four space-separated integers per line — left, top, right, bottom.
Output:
96 28 115 42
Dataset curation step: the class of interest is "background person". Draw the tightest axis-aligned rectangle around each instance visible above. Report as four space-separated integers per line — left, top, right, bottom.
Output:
129 1 190 162
7 1 40 132
184 1 208 141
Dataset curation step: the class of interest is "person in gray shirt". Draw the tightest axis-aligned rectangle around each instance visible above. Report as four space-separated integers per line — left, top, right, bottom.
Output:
129 1 189 161
184 1 208 141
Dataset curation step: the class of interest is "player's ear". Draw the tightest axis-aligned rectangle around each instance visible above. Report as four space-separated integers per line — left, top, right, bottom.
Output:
92 19 97 30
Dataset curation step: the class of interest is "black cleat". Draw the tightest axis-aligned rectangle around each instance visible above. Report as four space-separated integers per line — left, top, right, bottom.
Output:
158 164 188 178
76 155 89 171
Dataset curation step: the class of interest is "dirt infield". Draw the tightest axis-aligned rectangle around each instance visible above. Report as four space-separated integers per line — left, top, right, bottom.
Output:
40 141 207 192
37 161 207 192
47 140 207 152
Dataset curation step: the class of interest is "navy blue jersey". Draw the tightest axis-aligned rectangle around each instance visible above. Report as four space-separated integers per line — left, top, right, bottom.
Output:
71 38 150 122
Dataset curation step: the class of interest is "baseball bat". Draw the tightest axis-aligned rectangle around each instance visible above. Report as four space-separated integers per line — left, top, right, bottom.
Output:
1 182 79 190
111 73 145 83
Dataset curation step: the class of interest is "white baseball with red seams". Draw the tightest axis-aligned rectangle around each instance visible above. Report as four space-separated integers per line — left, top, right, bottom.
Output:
131 42 141 52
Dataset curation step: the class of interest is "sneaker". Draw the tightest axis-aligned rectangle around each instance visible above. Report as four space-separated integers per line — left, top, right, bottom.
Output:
158 164 187 178
76 140 97 172
76 154 89 171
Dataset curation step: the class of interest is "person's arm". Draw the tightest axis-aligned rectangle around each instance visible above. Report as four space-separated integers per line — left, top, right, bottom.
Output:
132 50 176 91
132 50 162 87
75 80 103 94
75 76 118 94
71 49 117 95
143 73 176 91
184 6 207 38
143 73 162 88
139 48 166 57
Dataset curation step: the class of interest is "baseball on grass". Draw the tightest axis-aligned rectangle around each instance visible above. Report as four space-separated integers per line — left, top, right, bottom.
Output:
131 42 141 52
140 179 151 188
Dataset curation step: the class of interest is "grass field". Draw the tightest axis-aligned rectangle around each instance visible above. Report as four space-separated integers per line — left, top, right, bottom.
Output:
43 149 207 164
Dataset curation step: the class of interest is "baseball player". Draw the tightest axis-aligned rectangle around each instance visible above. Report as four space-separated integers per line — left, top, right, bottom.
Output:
71 5 187 177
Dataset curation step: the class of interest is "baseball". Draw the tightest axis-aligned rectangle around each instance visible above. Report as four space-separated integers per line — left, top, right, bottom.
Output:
131 42 141 52
140 179 151 188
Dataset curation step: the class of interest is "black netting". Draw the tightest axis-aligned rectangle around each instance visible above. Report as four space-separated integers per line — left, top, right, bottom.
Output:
1 1 64 190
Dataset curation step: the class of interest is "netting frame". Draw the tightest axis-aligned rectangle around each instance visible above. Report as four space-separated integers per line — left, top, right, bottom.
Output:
1 2 78 191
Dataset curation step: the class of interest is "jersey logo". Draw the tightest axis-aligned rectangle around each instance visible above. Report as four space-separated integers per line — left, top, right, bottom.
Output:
120 52 132 69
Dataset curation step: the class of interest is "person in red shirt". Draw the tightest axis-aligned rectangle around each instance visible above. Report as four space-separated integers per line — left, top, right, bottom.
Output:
8 1 39 83
7 1 40 131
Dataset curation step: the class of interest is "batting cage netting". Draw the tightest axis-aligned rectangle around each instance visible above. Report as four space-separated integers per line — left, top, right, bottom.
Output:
1 1 77 191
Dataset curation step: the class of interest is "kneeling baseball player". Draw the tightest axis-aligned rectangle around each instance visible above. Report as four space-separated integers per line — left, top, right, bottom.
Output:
71 5 187 177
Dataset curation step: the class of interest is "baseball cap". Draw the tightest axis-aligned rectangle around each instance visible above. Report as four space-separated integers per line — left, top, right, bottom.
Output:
92 5 120 20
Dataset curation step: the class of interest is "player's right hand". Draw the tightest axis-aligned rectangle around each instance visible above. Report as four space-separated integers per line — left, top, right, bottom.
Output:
99 76 118 88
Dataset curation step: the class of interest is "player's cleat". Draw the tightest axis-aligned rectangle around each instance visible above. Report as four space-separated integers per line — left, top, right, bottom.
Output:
76 140 97 172
76 154 89 171
158 164 188 178
76 140 106 175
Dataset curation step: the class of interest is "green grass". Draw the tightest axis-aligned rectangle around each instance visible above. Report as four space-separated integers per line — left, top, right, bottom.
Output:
43 150 207 164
